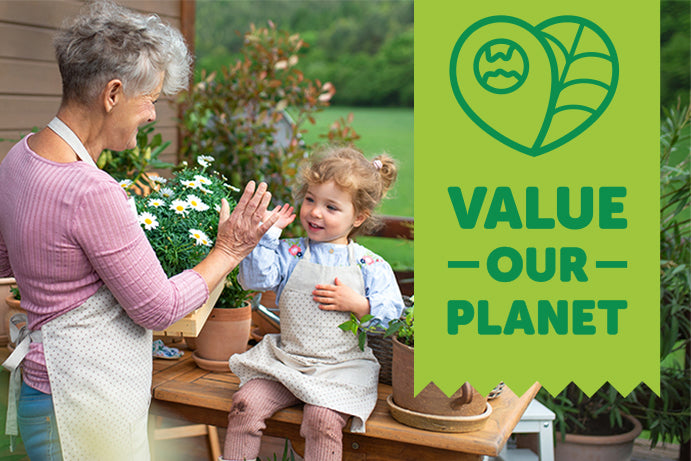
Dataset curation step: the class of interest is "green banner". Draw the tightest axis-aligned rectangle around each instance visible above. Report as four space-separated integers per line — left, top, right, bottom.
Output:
415 0 660 397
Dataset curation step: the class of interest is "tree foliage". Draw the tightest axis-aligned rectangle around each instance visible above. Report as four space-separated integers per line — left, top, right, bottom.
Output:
195 0 413 107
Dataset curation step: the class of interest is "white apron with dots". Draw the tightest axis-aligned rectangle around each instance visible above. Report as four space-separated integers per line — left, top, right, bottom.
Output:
42 284 153 460
230 241 379 432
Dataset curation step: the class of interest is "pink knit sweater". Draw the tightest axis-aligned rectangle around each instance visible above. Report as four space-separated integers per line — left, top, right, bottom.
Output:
0 134 209 393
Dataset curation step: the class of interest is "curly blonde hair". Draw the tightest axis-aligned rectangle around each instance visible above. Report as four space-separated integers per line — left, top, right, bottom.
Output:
295 146 398 237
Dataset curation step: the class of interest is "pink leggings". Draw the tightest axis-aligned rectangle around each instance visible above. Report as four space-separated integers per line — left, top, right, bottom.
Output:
223 378 349 461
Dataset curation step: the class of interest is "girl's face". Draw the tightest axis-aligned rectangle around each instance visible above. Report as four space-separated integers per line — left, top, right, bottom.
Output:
300 181 366 245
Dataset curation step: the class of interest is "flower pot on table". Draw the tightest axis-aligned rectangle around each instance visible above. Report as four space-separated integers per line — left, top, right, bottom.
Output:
388 335 491 432
192 300 252 372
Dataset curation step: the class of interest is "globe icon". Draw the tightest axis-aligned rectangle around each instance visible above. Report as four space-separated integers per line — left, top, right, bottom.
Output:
473 38 529 94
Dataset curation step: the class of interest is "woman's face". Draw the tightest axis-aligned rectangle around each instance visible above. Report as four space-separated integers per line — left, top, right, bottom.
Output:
299 181 365 245
108 77 163 151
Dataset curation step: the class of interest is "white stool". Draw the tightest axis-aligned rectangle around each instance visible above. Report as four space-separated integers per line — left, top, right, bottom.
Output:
485 399 555 461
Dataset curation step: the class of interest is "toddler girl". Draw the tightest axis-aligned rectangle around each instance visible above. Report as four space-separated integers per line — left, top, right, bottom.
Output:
222 146 405 461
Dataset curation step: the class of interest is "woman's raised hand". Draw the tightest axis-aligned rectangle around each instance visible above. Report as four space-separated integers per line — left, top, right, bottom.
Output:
214 181 280 263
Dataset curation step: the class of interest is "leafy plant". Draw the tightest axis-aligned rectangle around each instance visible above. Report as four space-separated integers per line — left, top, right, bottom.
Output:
339 297 414 350
261 439 296 461
385 303 414 348
624 102 690 451
98 121 174 191
338 313 381 351
215 265 255 309
128 155 235 271
9 287 20 301
179 22 358 236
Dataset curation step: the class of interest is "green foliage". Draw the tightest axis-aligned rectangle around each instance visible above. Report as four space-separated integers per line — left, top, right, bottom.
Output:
194 0 413 107
385 304 414 347
215 266 255 309
261 438 296 461
338 313 378 351
9 287 20 301
179 22 357 236
98 122 174 188
130 157 238 278
661 0 690 110
537 105 691 447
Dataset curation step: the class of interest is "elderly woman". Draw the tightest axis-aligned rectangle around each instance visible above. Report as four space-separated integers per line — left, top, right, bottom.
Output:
0 2 277 459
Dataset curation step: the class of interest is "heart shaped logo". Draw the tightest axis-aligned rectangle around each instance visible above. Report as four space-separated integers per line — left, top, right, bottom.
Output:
450 16 619 157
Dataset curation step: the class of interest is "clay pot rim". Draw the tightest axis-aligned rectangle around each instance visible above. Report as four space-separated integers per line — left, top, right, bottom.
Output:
5 294 21 308
392 334 414 351
563 414 642 445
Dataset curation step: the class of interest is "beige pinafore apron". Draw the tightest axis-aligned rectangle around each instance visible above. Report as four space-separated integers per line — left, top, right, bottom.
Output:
230 241 379 432
4 285 153 460
3 117 152 459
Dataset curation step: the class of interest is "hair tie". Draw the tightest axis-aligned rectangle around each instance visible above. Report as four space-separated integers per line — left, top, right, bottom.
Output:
372 159 383 170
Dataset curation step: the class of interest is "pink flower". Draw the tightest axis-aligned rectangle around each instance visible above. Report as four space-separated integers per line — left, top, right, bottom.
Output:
360 255 375 265
289 244 302 256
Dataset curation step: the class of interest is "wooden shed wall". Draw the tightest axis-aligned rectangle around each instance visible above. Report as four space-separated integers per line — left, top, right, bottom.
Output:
0 0 195 165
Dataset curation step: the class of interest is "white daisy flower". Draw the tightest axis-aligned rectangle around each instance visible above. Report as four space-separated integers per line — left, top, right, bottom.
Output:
170 200 189 215
189 229 212 246
118 179 133 189
225 183 241 192
197 155 215 167
214 204 221 213
148 198 164 208
159 187 174 198
138 212 159 230
194 175 212 186
150 176 168 185
186 195 210 211
181 180 198 189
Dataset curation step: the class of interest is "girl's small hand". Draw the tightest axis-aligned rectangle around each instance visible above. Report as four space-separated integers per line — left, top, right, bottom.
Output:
313 277 370 319
266 203 295 230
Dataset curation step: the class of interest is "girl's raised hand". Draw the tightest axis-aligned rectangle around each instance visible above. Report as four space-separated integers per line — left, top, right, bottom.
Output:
269 203 296 230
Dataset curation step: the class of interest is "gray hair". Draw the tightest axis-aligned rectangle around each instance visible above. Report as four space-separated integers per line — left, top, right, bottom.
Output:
53 0 192 105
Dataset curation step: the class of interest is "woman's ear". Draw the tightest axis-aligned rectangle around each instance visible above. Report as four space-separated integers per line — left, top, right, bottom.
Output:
353 211 369 228
103 79 123 113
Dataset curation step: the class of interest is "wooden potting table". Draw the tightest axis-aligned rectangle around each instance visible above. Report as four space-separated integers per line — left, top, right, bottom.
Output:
151 350 540 461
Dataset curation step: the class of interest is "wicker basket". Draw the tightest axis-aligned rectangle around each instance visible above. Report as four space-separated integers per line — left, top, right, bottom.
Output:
367 333 394 384
368 295 413 385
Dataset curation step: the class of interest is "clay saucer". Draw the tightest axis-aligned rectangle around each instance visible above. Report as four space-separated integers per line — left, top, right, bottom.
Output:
386 395 492 433
191 352 231 373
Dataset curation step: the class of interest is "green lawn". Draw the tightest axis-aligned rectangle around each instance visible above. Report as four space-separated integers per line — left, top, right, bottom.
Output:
301 106 414 271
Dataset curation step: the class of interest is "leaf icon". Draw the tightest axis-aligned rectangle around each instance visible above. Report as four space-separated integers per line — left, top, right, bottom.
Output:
534 16 619 153
449 16 619 157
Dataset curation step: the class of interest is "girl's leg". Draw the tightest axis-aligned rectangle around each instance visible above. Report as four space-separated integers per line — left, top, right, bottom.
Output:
223 379 300 461
300 405 349 461
17 381 63 460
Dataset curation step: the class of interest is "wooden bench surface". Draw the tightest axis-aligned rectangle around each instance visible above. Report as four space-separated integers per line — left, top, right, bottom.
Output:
151 351 539 460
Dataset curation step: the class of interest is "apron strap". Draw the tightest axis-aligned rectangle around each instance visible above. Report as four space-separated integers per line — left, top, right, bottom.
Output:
2 313 43 446
47 117 96 167
303 240 312 261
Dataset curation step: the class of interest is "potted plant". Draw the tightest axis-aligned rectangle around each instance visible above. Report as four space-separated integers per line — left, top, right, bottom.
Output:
125 154 246 366
192 267 255 372
342 300 491 432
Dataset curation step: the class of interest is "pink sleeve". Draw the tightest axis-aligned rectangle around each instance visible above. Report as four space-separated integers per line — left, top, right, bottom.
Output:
72 179 209 330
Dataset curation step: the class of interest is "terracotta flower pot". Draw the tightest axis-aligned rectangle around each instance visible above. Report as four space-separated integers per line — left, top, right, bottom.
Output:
391 335 486 417
555 414 642 461
193 301 252 372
